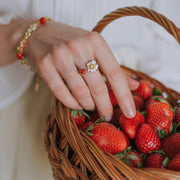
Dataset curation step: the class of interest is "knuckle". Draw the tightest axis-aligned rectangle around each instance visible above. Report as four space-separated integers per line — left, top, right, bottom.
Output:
66 39 83 52
73 85 89 98
108 67 124 82
51 45 66 59
87 31 102 42
91 82 107 96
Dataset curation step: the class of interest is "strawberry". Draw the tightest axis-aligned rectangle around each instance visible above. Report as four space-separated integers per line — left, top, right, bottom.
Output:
119 111 145 139
175 107 180 128
86 120 128 154
168 152 180 171
147 103 172 137
78 122 93 131
145 96 165 109
133 95 144 111
144 153 167 168
109 89 118 106
132 80 152 100
135 124 161 154
162 133 180 159
111 107 122 127
89 111 100 122
70 109 89 126
115 147 143 168
145 96 174 120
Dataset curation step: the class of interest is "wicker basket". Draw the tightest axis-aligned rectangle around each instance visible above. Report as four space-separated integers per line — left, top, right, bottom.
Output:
44 6 180 180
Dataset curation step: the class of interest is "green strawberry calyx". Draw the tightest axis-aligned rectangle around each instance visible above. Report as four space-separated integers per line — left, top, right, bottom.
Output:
156 128 167 139
86 117 105 136
115 147 143 168
152 96 168 104
153 88 162 96
169 122 180 134
70 109 90 119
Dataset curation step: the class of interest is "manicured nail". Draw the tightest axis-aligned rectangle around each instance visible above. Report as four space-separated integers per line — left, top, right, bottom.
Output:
105 116 112 122
126 107 136 118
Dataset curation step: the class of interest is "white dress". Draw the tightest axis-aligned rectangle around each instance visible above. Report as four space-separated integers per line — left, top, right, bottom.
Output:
0 0 180 179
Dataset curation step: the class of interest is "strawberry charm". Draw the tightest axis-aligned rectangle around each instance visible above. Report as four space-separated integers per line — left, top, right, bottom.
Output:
119 111 145 139
86 119 128 154
135 124 161 154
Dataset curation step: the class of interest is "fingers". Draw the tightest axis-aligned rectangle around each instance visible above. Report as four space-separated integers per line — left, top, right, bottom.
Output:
126 75 140 91
81 69 113 121
92 33 136 118
37 56 82 110
53 47 95 111
65 38 113 121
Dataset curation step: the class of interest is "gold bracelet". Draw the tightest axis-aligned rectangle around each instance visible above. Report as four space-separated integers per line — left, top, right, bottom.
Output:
16 17 51 66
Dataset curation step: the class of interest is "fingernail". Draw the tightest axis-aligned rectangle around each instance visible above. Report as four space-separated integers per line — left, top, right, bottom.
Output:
77 105 83 110
126 108 136 118
105 116 112 122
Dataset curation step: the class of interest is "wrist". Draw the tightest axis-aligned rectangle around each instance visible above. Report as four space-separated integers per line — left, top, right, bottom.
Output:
0 18 35 66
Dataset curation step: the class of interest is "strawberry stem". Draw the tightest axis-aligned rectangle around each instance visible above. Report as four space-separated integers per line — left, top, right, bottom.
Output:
86 117 105 136
153 88 162 96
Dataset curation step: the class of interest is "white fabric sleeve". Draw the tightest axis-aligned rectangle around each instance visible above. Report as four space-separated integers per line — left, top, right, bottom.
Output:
0 12 21 25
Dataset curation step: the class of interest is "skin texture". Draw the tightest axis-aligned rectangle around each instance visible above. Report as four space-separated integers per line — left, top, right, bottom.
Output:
0 18 139 120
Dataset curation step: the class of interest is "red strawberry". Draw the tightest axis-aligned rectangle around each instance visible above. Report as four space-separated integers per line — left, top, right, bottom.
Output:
119 111 145 139
70 110 89 126
162 133 180 159
145 96 174 120
78 122 93 131
144 153 166 168
175 107 180 128
87 121 128 154
133 95 144 111
168 152 180 171
109 89 118 106
135 124 161 154
116 148 143 168
111 108 122 127
132 80 152 100
145 96 165 109
147 103 172 137
128 151 143 168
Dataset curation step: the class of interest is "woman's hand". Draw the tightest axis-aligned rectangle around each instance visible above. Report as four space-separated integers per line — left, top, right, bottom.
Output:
2 19 139 121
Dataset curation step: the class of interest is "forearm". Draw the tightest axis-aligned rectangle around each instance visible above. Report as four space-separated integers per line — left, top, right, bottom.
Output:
0 18 34 67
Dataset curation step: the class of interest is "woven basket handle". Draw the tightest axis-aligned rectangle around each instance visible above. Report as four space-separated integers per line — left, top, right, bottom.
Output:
93 6 180 44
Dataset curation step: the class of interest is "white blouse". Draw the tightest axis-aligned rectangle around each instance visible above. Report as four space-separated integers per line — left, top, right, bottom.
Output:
0 0 180 110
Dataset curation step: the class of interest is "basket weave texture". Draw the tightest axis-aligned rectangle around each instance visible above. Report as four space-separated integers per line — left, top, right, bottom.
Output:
44 6 180 180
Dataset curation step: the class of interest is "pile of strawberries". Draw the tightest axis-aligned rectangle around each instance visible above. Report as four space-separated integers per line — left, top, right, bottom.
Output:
69 80 180 171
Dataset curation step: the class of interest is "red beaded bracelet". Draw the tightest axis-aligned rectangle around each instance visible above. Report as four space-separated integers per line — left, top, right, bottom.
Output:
16 17 51 66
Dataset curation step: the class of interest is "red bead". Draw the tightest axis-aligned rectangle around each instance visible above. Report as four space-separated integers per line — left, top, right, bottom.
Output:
17 52 23 59
79 69 86 75
40 17 46 24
